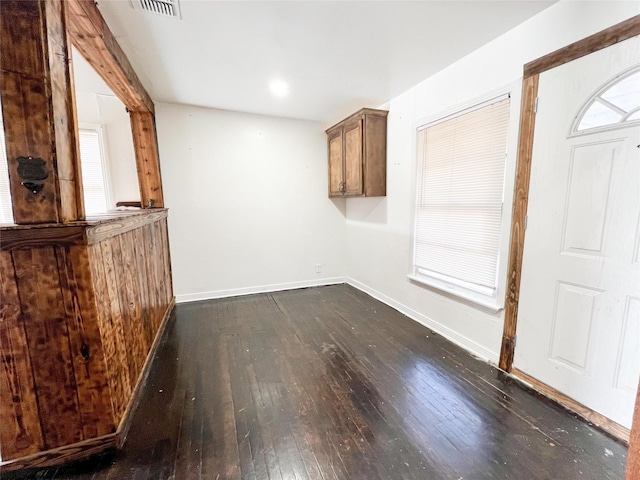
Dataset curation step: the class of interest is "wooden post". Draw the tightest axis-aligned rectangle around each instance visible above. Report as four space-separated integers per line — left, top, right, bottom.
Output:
0 0 84 224
498 74 538 372
130 111 164 208
627 384 640 479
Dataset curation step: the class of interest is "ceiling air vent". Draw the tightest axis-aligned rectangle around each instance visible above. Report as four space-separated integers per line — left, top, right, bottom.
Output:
134 0 181 18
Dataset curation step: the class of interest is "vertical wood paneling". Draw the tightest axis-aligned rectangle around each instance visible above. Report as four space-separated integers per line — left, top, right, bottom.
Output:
160 219 174 301
131 227 154 349
0 212 173 466
12 247 83 449
155 219 172 304
88 243 128 425
85 216 172 427
56 245 115 438
0 251 44 460
118 231 148 378
97 239 133 417
143 223 161 330
109 236 140 387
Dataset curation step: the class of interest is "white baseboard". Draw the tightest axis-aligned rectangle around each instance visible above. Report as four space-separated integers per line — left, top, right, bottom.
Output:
175 277 346 303
345 277 499 364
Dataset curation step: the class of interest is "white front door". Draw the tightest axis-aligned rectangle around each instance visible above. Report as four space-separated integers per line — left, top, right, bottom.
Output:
514 37 640 429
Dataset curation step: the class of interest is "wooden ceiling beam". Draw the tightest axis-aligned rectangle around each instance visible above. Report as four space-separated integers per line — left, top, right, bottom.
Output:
66 0 154 114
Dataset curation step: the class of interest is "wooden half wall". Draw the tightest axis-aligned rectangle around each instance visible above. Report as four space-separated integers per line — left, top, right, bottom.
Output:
0 210 174 471
0 0 174 472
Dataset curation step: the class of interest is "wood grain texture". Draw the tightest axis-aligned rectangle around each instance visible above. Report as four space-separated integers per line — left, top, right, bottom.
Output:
499 74 539 372
44 0 84 222
113 232 145 385
85 207 167 245
116 299 175 447
87 214 173 425
512 368 630 443
0 251 44 460
130 110 165 208
88 241 130 426
0 0 83 224
0 209 168 250
12 247 84 450
131 226 155 348
0 210 173 470
524 15 640 78
0 225 86 250
97 237 135 413
326 108 387 198
55 245 115 439
8 285 627 480
327 129 344 195
0 433 116 473
363 111 387 197
66 0 154 113
627 385 640 479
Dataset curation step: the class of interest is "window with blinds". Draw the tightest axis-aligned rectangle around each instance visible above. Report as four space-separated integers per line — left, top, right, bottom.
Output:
0 122 12 224
78 128 110 215
412 95 510 306
0 124 110 223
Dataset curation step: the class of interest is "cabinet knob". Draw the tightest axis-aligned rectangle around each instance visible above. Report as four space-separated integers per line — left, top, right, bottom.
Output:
339 181 346 194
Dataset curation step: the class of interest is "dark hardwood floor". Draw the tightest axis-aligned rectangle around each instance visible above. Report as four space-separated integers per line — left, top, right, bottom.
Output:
7 284 628 480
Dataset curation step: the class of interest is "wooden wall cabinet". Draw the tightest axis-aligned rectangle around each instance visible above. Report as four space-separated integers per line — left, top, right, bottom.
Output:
326 108 388 197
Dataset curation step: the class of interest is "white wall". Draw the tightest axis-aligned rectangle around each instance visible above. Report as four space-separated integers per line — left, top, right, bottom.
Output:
75 92 140 206
156 103 346 302
153 1 638 362
343 1 640 363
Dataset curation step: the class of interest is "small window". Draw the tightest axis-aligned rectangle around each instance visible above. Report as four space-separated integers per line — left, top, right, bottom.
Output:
0 123 110 223
573 67 640 134
0 119 12 224
411 96 510 308
78 126 110 215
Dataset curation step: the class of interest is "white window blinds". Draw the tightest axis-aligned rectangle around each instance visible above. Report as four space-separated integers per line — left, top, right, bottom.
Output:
0 124 109 222
0 120 13 224
78 128 109 215
413 96 510 298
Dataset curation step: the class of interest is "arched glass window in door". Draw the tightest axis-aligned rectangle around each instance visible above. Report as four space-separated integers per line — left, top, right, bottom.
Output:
572 66 640 134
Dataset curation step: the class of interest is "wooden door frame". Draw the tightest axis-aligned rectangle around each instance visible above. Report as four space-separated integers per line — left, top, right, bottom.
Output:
499 14 640 372
496 12 640 458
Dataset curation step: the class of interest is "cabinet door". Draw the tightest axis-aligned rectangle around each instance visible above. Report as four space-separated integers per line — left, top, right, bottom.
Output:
343 119 363 195
328 129 343 196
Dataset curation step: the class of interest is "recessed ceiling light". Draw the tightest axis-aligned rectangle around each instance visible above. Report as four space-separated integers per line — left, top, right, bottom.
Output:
270 79 289 98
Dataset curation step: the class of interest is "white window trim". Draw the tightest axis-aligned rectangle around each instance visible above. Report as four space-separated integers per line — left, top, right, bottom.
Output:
408 81 522 312
79 123 113 213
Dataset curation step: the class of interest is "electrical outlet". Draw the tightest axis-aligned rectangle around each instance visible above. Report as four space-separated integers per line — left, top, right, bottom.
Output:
315 264 322 274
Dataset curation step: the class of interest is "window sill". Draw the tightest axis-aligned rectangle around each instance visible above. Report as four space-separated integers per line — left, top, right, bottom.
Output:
407 274 504 312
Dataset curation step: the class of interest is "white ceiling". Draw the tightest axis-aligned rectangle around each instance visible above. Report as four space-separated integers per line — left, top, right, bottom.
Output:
94 0 555 125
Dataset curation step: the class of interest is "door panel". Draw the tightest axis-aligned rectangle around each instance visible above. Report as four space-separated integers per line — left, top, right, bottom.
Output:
514 37 640 428
328 131 343 196
344 120 362 196
561 141 617 255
